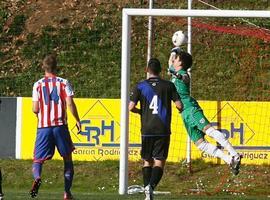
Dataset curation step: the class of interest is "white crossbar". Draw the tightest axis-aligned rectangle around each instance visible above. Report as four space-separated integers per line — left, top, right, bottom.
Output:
123 8 270 18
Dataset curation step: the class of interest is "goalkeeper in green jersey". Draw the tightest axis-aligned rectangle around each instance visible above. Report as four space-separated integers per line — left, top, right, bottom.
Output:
168 48 242 175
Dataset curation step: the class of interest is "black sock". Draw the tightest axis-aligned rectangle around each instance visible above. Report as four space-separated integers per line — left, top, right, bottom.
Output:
142 166 152 187
149 166 163 190
0 169 2 194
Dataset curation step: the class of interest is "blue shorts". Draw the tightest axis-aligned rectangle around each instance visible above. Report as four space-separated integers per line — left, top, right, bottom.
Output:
33 125 74 163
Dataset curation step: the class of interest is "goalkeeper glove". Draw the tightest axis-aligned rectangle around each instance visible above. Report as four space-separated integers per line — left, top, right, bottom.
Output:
167 66 175 75
168 66 175 74
171 46 182 54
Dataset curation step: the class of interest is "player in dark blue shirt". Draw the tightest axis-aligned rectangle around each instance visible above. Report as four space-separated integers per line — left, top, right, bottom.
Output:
129 58 182 200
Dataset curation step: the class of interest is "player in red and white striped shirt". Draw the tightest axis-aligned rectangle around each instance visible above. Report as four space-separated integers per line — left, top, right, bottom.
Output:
32 74 74 128
30 54 81 200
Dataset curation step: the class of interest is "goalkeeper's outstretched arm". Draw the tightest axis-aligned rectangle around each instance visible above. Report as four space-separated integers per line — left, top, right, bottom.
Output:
168 47 182 66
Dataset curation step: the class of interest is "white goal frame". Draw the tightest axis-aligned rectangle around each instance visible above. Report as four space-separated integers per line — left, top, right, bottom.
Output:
119 8 270 195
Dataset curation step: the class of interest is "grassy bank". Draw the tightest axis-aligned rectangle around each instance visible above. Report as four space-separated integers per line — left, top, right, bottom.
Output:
0 1 269 100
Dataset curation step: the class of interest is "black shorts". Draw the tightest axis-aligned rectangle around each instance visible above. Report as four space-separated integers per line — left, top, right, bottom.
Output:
141 136 170 160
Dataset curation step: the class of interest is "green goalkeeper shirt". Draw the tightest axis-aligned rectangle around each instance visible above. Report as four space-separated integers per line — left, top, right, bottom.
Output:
171 69 199 110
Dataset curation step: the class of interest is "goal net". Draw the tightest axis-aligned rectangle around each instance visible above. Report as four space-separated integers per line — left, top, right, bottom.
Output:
120 8 270 195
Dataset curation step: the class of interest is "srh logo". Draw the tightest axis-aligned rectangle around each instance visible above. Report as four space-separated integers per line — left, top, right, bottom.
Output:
80 119 114 145
210 102 256 147
71 100 120 147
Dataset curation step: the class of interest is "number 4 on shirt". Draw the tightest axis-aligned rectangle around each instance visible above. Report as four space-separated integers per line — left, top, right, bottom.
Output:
149 95 158 114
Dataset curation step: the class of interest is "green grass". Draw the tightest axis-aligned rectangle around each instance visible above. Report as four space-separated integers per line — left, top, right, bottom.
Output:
0 159 269 199
3 191 265 200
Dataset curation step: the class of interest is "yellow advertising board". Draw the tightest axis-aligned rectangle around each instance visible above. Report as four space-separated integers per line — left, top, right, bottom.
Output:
191 101 270 165
21 98 270 165
21 97 39 160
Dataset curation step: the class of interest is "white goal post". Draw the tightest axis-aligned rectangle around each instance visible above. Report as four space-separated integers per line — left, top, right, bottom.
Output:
119 8 270 195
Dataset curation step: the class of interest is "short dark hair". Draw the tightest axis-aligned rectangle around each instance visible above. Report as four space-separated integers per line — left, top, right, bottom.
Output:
147 58 161 75
42 54 57 73
175 51 192 71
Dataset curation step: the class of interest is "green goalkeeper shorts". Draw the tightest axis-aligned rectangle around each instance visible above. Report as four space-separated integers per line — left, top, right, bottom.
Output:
181 107 210 142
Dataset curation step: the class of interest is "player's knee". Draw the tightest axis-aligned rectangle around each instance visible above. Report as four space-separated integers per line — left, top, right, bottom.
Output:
203 124 212 132
153 159 165 169
197 129 229 151
143 159 154 167
205 127 215 137
195 138 204 146
196 140 208 151
33 160 44 164
205 127 226 140
197 140 219 155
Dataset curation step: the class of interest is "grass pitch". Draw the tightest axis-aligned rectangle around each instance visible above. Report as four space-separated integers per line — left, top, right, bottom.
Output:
3 191 267 200
0 159 269 199
3 191 265 200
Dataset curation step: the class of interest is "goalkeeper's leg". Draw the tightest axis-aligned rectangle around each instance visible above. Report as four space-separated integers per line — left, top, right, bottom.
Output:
196 139 232 164
204 126 239 158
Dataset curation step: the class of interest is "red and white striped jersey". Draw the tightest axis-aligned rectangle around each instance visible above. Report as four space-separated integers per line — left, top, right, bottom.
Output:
32 76 74 128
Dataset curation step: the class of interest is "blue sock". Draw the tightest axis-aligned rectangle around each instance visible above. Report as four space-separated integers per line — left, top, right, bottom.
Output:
32 162 42 180
64 160 74 193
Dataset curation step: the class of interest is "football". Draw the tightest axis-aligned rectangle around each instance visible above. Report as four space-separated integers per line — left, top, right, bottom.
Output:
172 30 187 47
